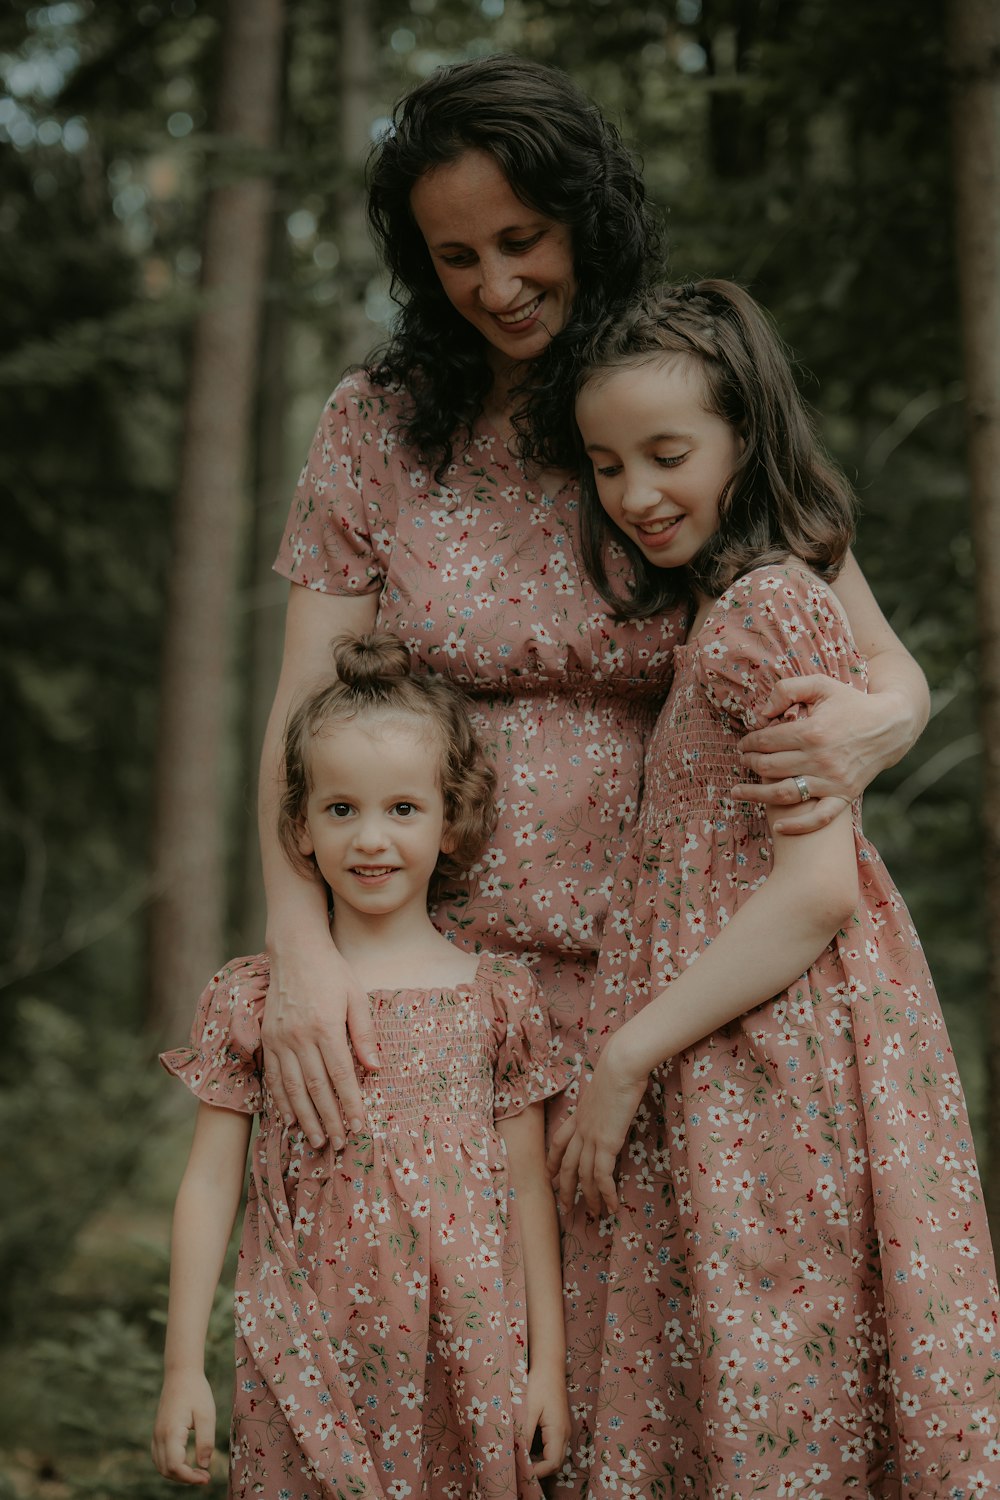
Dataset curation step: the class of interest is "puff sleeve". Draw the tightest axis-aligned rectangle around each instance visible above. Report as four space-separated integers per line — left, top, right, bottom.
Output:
696 564 867 734
485 956 572 1120
272 372 405 596
159 953 270 1114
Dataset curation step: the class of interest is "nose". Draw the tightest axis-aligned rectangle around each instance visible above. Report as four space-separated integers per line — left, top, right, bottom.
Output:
477 251 521 312
352 814 390 854
620 474 664 519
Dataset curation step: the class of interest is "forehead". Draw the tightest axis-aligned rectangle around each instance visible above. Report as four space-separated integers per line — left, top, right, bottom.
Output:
577 354 713 424
410 148 543 239
305 711 444 782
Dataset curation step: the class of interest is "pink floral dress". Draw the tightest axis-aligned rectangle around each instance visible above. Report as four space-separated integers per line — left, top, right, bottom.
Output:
558 566 1000 1499
273 374 684 1064
161 950 568 1500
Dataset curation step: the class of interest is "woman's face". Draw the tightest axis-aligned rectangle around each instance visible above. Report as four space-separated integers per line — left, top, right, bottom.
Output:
410 149 576 371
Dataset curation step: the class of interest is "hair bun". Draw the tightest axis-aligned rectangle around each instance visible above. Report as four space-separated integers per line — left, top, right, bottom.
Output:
332 631 413 689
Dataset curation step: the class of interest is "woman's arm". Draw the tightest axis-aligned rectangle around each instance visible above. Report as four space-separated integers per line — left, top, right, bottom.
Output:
497 1102 570 1478
259 583 380 1149
152 1103 252 1485
548 803 858 1217
735 552 930 833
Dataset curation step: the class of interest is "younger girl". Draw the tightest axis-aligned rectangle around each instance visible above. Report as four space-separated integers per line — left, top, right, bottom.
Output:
549 281 1000 1496
152 633 570 1498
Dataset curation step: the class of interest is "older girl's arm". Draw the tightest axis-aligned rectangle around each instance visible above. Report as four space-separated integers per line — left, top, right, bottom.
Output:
734 552 929 833
549 803 858 1216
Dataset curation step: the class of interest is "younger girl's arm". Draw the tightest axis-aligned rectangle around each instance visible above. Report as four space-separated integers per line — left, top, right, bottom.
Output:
152 1103 252 1485
548 803 858 1217
736 552 929 832
497 1102 570 1478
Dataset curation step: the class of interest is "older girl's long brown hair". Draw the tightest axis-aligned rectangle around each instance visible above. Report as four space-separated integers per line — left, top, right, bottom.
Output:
578 280 857 621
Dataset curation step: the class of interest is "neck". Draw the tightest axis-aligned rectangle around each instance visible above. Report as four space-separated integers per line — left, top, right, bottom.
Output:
331 903 473 990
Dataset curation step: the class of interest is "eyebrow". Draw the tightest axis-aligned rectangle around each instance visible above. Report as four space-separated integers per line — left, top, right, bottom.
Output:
429 222 543 251
584 432 693 452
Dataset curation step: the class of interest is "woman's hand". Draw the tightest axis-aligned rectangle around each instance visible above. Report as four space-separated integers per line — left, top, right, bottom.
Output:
261 934 378 1150
547 1034 648 1217
734 676 912 834
523 1361 571 1478
151 1369 216 1485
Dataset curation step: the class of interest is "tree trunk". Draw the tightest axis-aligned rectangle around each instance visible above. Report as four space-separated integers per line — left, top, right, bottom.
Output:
948 0 1000 1229
337 0 379 368
147 0 284 1035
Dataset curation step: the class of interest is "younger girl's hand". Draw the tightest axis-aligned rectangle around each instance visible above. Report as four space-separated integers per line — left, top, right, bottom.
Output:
523 1361 571 1478
151 1370 216 1485
547 1035 648 1217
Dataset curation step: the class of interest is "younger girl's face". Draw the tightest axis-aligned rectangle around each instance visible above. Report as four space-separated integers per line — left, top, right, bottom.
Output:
297 715 453 925
577 356 742 572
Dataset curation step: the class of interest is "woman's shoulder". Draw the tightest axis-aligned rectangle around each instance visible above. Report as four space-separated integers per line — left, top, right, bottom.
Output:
321 368 413 425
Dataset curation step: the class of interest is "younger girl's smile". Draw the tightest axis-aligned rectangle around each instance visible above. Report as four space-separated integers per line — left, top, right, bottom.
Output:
576 355 742 570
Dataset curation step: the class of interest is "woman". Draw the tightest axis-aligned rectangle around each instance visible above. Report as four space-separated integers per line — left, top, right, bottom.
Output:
260 55 927 1162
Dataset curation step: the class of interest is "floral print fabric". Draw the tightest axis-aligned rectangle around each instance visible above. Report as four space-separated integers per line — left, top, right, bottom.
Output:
162 950 567 1499
558 566 1000 1499
273 373 684 1056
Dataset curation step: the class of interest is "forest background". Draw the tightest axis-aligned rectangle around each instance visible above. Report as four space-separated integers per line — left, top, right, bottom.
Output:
0 0 992 1494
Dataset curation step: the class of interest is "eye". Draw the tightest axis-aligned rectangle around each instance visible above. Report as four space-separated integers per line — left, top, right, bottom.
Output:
594 462 622 479
503 232 543 254
654 453 686 468
328 802 353 818
392 802 417 817
440 250 475 268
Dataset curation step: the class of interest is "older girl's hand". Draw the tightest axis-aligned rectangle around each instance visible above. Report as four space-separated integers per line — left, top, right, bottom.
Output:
547 1035 648 1218
734 676 912 834
261 935 378 1151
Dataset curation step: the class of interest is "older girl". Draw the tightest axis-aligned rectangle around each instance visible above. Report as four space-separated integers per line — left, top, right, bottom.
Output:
551 281 1000 1496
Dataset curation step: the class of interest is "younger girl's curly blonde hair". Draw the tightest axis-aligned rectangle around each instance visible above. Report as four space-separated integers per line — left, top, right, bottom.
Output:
279 632 497 904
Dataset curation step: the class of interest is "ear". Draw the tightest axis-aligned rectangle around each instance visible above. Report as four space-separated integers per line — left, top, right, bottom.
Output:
440 825 458 857
296 818 315 858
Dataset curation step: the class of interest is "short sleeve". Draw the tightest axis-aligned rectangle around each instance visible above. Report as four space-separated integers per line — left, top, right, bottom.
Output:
273 372 403 596
483 956 571 1120
159 953 270 1114
696 565 867 733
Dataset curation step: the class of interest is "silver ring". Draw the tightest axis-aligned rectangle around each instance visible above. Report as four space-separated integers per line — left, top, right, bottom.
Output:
793 775 810 803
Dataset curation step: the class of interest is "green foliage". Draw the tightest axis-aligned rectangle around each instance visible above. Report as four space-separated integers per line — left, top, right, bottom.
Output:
0 1000 159 1338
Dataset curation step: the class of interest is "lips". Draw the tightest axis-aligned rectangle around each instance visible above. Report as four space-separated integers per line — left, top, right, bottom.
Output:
495 293 543 327
633 515 683 547
350 866 397 882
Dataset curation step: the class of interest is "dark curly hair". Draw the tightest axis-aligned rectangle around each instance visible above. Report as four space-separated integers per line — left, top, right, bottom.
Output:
366 54 661 478
577 280 857 620
280 632 497 905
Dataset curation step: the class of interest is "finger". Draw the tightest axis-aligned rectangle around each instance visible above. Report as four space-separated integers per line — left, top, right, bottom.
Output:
594 1149 620 1216
546 1115 575 1177
532 1416 565 1478
192 1403 215 1475
319 1048 367 1139
346 990 380 1072
756 674 834 719
556 1133 583 1213
273 1048 335 1148
732 776 819 806
737 748 820 782
773 795 848 836
580 1142 603 1218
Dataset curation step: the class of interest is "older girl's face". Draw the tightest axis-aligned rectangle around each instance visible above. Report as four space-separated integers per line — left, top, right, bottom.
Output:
410 149 576 371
